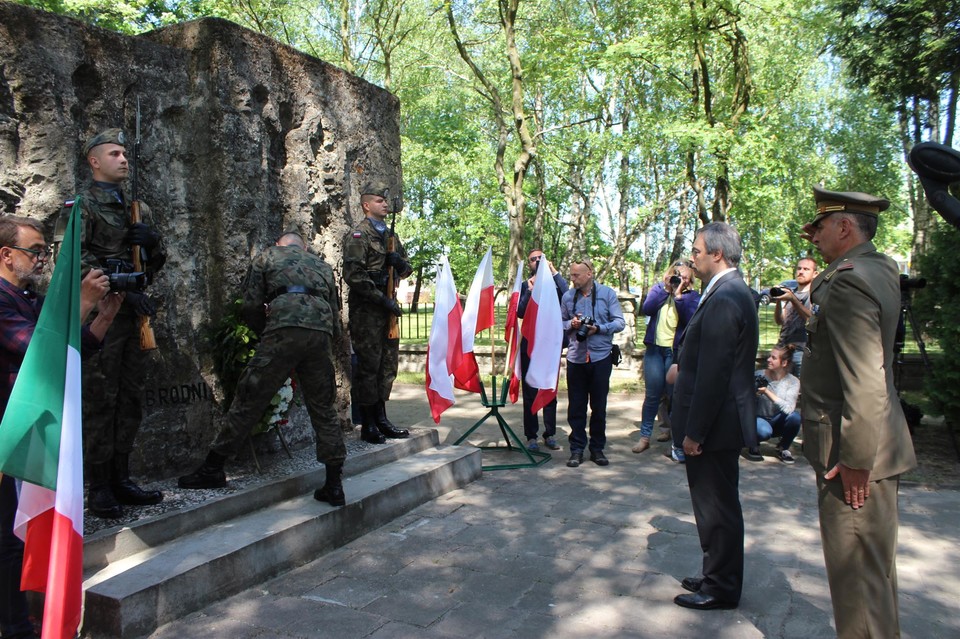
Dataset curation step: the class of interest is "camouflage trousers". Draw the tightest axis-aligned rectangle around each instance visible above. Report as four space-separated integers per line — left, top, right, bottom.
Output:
212 327 345 466
349 302 398 407
82 312 145 465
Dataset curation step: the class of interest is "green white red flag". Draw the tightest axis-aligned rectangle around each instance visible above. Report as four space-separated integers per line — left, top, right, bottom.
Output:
0 200 85 639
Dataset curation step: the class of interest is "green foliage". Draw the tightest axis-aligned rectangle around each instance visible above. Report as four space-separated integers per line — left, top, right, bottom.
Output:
210 298 259 408
913 222 960 421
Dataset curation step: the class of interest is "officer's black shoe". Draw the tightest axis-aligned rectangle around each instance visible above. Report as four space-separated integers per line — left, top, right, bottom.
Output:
178 451 228 489
376 401 409 439
88 485 124 519
112 454 164 505
360 422 386 444
313 463 346 507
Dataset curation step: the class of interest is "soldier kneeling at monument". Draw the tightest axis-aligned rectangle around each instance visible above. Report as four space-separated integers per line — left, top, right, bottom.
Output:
179 232 348 506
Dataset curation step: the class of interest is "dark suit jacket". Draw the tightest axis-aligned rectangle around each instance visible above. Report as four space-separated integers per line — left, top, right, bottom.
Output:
672 270 759 451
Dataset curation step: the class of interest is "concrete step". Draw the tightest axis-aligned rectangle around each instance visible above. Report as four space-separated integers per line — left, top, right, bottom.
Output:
80 442 482 638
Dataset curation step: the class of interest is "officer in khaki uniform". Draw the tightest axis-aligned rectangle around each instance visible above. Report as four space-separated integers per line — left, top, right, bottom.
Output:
179 232 348 505
55 129 166 519
342 181 412 444
800 186 916 639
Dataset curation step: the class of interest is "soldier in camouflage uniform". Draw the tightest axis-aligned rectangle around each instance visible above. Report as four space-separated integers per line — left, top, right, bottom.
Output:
342 181 412 444
55 129 166 519
179 232 348 506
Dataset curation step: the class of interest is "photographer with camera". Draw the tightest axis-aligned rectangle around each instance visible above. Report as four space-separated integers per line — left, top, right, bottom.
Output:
53 129 167 519
634 261 700 460
560 258 625 468
744 344 801 464
772 257 817 377
517 249 568 451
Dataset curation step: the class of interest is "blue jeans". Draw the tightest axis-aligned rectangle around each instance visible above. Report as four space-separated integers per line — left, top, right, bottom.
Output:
1 475 33 639
640 344 673 438
791 348 804 378
756 411 802 449
566 356 613 453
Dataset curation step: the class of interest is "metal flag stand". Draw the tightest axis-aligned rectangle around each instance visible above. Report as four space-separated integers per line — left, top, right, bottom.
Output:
453 373 551 471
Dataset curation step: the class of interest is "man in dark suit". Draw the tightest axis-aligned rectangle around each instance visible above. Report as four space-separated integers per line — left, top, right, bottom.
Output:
671 222 759 610
800 187 916 638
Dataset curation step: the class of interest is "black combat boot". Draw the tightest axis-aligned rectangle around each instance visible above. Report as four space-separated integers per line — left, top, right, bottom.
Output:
359 405 386 444
313 462 345 506
178 450 228 489
112 453 164 505
376 401 409 439
88 462 123 519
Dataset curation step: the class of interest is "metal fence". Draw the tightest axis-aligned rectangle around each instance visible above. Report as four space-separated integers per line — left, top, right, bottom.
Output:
397 302 511 344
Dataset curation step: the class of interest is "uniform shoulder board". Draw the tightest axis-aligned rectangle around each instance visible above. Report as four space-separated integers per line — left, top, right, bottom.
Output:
352 231 362 238
838 262 855 271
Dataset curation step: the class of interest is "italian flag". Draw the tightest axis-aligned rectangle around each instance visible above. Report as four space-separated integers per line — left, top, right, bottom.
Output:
0 200 85 639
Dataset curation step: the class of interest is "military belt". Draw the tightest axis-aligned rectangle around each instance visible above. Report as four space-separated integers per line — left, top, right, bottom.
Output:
267 285 321 303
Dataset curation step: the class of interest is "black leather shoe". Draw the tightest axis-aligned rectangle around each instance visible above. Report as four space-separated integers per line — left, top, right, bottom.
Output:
88 485 123 519
360 423 386 444
314 485 346 507
178 464 227 489
673 592 738 610
566 451 583 468
681 577 703 593
376 402 409 438
744 447 763 462
590 450 609 466
112 479 164 505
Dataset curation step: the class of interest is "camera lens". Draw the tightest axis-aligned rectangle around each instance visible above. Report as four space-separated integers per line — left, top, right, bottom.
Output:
669 275 682 287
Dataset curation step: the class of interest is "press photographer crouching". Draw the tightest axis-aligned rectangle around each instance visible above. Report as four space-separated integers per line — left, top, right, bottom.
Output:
745 343 801 464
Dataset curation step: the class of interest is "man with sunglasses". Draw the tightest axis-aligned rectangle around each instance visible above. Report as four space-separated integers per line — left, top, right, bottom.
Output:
517 249 568 451
54 129 167 519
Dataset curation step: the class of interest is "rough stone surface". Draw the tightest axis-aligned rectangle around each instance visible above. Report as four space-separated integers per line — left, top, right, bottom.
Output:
0 3 401 479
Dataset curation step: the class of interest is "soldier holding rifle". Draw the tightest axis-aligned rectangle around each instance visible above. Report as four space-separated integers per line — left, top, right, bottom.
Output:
55 126 166 519
342 181 412 444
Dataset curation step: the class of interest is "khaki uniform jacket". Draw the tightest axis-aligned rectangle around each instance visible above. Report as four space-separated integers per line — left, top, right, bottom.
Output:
800 241 916 479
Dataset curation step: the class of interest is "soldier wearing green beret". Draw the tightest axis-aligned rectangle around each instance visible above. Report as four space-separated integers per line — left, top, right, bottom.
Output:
342 181 412 444
55 128 167 519
179 232 348 505
800 186 917 639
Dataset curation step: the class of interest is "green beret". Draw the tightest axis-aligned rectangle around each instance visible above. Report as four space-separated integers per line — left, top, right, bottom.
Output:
360 180 390 198
83 129 127 156
810 185 889 226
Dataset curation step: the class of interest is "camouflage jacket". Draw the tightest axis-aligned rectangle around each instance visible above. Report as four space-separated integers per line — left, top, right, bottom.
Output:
54 182 167 275
342 217 411 306
242 244 341 339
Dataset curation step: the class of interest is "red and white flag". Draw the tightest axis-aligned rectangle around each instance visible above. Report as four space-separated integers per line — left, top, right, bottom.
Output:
425 256 464 423
520 256 563 413
504 263 524 403
453 247 494 393
0 200 85 639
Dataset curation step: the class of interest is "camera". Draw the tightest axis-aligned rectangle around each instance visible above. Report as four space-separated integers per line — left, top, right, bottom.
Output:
575 315 596 342
103 258 147 293
899 274 926 292
755 375 769 391
669 274 682 287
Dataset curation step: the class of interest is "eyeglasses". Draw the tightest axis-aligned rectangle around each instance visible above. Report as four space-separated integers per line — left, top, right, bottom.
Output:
7 245 52 261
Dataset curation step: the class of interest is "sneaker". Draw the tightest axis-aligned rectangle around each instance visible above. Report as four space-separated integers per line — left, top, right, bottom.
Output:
671 446 686 464
567 451 583 467
744 447 764 462
778 449 796 464
527 438 540 452
543 436 560 450
590 450 609 466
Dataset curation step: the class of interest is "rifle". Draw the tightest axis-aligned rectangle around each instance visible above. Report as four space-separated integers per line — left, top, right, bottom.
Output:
131 97 158 351
385 190 401 340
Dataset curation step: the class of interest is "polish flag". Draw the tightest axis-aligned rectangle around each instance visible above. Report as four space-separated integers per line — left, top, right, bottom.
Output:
504 263 523 403
0 200 85 639
520 256 563 413
425 256 464 423
453 247 494 393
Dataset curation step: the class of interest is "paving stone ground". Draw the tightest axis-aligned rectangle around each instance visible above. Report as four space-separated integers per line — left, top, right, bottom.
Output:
147 384 960 639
